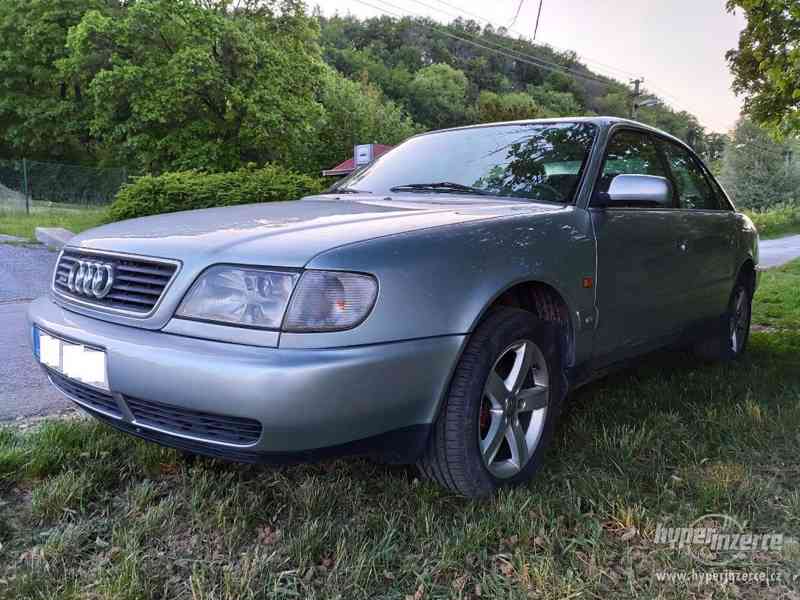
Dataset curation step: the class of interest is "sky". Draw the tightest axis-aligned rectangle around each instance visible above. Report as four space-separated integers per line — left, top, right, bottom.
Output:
316 0 747 133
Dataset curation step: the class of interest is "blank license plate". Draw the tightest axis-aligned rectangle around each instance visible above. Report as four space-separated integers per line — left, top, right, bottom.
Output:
34 328 108 391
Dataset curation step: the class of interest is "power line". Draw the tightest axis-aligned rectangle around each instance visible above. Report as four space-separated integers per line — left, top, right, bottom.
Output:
423 0 643 81
340 0 704 123
355 0 621 88
394 0 641 81
508 0 526 29
417 0 705 121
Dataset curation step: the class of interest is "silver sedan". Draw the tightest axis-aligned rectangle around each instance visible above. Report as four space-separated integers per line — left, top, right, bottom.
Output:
28 117 759 497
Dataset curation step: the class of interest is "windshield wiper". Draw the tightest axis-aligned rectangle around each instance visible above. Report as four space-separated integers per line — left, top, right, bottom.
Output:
324 187 372 195
389 182 491 195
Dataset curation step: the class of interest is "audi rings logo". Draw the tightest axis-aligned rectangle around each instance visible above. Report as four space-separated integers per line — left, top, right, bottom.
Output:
66 260 115 299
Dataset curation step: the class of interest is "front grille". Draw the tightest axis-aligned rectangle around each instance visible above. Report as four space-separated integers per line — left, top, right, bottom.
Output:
53 249 178 315
125 396 262 446
46 368 121 418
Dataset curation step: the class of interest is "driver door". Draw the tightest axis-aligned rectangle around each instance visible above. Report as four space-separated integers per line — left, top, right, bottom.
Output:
589 129 692 364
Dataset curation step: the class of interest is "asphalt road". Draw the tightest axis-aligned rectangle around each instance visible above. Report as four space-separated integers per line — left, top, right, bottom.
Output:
0 244 71 420
2 233 800 421
759 234 800 268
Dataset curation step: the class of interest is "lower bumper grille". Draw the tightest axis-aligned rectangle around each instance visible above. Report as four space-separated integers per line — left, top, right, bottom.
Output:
46 368 261 446
79 404 267 463
47 368 121 418
124 396 262 446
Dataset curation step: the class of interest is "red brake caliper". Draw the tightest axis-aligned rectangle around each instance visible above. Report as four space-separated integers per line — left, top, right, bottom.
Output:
479 397 491 438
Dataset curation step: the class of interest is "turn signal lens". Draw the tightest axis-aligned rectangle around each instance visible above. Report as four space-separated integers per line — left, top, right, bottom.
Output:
283 271 378 332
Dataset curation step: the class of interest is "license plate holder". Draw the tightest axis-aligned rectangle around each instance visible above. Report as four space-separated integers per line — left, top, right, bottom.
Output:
33 327 108 391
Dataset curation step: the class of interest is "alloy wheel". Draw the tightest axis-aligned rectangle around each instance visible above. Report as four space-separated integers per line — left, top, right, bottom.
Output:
730 286 750 354
478 339 549 479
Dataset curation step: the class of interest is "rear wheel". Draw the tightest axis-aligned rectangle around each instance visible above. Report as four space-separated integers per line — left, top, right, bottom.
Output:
694 277 753 361
417 308 563 497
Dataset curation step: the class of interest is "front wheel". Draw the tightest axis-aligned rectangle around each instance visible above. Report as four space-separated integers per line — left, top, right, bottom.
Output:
417 307 564 497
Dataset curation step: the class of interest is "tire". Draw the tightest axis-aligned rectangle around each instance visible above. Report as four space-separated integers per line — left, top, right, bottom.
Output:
417 307 564 497
693 277 753 362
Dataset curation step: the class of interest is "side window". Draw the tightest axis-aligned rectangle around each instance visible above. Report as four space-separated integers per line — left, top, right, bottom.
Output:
598 130 670 194
661 142 719 210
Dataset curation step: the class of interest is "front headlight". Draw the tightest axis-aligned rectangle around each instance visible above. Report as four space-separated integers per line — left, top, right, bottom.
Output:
283 270 378 332
177 266 299 329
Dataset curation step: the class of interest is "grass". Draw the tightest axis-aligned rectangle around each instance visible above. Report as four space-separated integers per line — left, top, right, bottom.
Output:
1 264 799 599
752 259 800 330
746 205 800 240
0 207 108 241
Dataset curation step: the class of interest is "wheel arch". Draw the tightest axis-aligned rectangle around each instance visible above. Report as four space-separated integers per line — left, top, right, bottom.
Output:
737 258 757 294
468 278 576 369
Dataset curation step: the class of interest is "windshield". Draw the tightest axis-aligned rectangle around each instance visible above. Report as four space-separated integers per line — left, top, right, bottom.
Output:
331 121 597 203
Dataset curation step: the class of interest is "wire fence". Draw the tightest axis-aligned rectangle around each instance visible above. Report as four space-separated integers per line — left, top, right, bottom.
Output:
0 159 128 213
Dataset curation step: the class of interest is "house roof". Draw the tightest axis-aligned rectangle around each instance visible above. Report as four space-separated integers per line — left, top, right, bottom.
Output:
322 144 395 176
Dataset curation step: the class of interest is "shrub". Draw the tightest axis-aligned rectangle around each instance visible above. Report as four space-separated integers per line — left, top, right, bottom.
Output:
744 204 800 239
110 165 324 221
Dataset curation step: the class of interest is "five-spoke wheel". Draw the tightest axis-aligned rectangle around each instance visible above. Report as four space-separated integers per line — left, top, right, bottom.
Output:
479 340 549 479
418 307 563 497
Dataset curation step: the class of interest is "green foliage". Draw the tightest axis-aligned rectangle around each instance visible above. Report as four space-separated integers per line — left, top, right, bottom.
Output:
324 46 415 101
476 91 540 123
745 205 800 239
310 67 418 174
726 0 800 135
526 85 582 118
720 118 800 210
109 165 324 221
318 15 725 155
0 4 736 178
408 63 470 130
62 0 325 173
0 0 107 162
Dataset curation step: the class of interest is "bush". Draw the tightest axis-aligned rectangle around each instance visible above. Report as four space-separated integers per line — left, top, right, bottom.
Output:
110 165 324 221
745 204 800 239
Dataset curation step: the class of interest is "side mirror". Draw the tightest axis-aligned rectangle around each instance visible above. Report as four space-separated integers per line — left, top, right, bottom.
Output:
594 174 673 208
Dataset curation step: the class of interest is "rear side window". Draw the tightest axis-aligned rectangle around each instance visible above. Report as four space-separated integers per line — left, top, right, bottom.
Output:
598 130 670 194
660 141 719 210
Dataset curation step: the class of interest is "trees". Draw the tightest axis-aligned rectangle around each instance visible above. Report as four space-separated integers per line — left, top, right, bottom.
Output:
0 0 110 162
63 0 325 173
726 0 800 135
477 91 540 123
310 67 418 174
720 118 799 210
408 63 469 129
0 5 728 177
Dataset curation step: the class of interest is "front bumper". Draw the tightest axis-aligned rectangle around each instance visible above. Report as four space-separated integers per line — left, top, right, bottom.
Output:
28 296 465 463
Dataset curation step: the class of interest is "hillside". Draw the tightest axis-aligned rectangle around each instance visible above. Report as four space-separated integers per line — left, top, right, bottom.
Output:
318 14 721 160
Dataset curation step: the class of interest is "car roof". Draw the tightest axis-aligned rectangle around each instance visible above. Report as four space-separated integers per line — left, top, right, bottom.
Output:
415 116 694 157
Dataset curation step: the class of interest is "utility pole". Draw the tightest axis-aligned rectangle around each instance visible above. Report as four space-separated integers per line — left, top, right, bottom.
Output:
630 78 644 119
533 0 543 41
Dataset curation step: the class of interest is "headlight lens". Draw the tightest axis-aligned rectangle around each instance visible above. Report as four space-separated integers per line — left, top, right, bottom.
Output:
283 271 378 332
177 266 299 329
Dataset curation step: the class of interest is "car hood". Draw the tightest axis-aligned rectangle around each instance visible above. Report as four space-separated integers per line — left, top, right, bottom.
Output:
69 195 564 267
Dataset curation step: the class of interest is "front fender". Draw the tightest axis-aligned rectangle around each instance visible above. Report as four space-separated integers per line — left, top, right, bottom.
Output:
279 208 597 367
